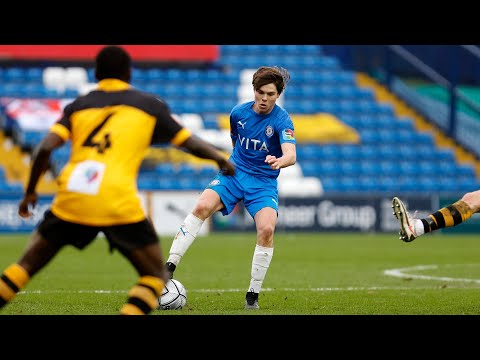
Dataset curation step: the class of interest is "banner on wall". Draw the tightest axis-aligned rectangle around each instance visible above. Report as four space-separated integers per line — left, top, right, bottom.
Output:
211 195 436 233
5 98 73 132
148 191 209 236
0 45 219 62
3 192 477 235
0 191 208 235
0 194 53 232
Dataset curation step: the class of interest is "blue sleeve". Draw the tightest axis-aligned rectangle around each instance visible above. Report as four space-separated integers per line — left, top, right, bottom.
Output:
277 113 296 144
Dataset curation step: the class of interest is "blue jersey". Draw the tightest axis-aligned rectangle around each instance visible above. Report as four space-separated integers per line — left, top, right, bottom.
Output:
229 101 296 179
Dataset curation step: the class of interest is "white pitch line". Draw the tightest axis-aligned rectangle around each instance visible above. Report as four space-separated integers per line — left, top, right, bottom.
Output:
384 264 480 283
16 284 476 296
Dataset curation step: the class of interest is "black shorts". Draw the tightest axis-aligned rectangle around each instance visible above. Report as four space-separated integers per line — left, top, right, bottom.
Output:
37 210 159 253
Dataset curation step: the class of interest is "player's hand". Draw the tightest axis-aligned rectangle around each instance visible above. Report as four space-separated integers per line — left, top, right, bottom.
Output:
18 192 38 218
218 159 235 176
265 155 281 170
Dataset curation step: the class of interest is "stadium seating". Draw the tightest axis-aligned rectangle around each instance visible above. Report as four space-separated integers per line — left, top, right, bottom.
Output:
0 45 479 195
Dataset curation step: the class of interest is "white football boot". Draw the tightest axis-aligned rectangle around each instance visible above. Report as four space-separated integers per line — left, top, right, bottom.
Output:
392 197 418 242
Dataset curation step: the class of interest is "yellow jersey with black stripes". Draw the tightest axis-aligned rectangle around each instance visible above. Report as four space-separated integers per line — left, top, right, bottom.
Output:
48 78 191 226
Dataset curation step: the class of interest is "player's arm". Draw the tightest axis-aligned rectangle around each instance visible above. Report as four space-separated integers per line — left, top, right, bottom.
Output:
153 102 235 176
18 132 65 218
180 134 235 176
265 142 296 170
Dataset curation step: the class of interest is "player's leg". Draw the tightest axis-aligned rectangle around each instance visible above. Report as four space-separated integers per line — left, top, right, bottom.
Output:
166 174 240 278
244 207 277 310
393 190 480 242
243 175 278 310
0 210 66 309
104 219 166 315
0 230 63 309
119 243 166 315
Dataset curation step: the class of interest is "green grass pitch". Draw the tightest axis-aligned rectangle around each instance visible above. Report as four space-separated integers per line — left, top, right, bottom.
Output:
0 231 480 315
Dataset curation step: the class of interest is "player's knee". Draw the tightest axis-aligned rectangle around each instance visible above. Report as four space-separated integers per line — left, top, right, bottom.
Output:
461 191 480 212
193 200 214 219
257 225 275 245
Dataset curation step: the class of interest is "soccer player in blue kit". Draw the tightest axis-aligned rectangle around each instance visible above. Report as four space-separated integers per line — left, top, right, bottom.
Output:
164 66 297 309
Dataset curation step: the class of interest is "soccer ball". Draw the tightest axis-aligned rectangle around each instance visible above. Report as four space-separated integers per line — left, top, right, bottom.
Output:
158 279 187 310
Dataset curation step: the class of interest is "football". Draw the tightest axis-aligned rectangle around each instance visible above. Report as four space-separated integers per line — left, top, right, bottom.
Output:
158 279 187 310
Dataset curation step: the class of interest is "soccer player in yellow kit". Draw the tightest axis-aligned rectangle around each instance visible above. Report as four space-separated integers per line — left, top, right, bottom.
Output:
0 45 234 315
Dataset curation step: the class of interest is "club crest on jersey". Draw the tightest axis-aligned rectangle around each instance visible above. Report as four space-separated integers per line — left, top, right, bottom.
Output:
282 129 295 140
265 125 274 137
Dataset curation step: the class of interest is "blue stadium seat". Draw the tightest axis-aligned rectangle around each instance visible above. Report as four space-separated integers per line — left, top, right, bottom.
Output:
315 144 339 159
437 177 461 192
437 161 457 173
378 161 397 176
360 161 379 176
377 129 397 143
340 161 362 176
319 161 343 177
177 178 199 190
25 67 44 83
3 67 27 83
155 163 176 176
131 68 147 82
359 130 381 144
156 178 182 190
397 145 416 159
338 177 359 192
378 176 397 192
377 145 397 160
198 165 218 178
302 161 324 177
398 161 417 176
358 145 378 160
165 69 185 82
176 163 196 177
435 149 455 162
145 69 167 82
417 177 440 192
320 176 345 192
456 164 476 177
417 161 437 175
338 144 362 160
396 130 417 144
415 132 434 145
397 177 417 192
456 177 479 192
220 45 246 56
23 83 50 98
357 176 378 192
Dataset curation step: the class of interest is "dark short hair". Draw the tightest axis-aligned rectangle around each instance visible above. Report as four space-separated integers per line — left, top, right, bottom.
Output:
252 66 291 95
95 45 131 82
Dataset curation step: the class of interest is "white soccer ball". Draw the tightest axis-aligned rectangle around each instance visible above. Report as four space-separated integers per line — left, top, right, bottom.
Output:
158 279 187 310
